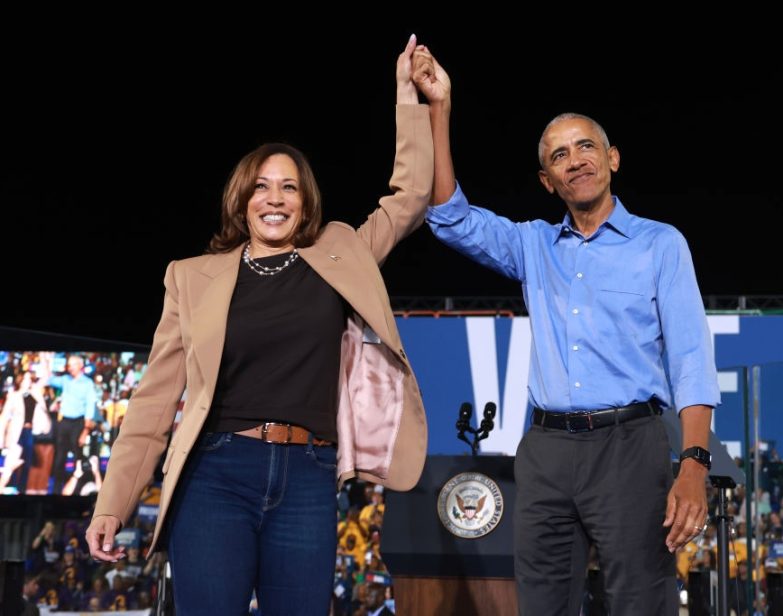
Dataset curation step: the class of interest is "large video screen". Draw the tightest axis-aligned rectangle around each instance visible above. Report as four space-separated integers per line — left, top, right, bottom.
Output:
0 350 150 496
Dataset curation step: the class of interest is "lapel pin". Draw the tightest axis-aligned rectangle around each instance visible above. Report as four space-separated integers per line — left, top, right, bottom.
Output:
329 255 341 261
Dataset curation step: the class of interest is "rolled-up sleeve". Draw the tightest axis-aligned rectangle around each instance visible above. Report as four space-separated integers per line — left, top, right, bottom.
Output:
656 229 721 412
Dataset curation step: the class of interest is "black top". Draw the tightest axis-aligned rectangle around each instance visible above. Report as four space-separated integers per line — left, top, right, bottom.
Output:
23 393 36 424
205 251 347 441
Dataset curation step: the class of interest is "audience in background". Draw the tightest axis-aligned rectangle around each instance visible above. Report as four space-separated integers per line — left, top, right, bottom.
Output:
21 478 392 613
20 440 783 612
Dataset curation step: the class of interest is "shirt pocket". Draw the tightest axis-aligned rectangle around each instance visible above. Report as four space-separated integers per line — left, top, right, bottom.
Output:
596 286 651 338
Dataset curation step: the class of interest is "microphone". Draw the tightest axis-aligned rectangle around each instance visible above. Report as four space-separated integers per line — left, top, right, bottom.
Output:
455 401 497 456
479 402 496 435
456 402 473 431
456 402 473 447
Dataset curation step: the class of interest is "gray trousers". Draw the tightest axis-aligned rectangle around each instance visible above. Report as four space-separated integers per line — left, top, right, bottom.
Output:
514 414 679 616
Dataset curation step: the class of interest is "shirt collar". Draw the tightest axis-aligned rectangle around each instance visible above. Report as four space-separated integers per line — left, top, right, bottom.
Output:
554 196 633 243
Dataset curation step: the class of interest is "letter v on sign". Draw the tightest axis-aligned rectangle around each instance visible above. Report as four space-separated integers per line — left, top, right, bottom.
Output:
466 317 532 456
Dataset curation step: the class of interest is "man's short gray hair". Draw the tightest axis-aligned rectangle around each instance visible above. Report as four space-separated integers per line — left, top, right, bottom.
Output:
538 113 610 167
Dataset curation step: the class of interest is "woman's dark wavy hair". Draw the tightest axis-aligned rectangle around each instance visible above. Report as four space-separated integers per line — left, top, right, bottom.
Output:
207 143 322 253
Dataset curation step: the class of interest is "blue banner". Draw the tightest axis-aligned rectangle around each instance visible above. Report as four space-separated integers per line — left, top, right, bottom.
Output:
397 315 783 457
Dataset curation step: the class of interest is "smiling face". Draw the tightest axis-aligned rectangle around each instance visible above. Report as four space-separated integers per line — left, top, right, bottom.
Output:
245 154 303 256
538 117 619 211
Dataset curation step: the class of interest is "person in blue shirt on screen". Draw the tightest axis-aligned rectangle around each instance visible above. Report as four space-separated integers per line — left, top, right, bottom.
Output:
414 48 720 615
44 354 97 493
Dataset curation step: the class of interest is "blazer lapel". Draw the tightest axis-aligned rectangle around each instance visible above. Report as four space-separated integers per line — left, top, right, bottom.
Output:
299 242 397 351
190 246 242 396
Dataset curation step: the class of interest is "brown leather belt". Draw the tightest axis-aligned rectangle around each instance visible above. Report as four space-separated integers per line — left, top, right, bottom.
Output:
234 422 335 447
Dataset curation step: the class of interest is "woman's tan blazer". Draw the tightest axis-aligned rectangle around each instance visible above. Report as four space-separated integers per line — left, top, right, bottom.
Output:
92 105 433 552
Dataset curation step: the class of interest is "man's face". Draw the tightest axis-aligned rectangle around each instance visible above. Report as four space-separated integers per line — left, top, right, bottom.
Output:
538 118 619 210
67 356 84 377
24 578 39 597
365 584 386 609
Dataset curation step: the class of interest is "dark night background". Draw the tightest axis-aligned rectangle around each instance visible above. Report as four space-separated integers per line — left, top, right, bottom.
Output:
2 18 780 344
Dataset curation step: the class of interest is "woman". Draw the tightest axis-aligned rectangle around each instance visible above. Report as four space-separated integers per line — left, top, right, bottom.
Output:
0 383 25 493
30 520 63 571
26 379 56 494
0 371 50 493
86 37 441 614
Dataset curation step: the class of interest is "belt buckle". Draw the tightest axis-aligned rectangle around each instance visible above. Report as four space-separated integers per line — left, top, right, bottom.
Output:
565 411 593 433
261 422 293 444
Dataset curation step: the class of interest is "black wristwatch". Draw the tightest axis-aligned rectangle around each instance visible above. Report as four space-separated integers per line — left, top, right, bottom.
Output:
680 446 712 471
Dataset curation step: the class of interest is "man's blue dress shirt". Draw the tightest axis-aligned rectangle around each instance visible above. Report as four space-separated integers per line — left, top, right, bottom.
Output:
49 373 97 419
426 184 720 413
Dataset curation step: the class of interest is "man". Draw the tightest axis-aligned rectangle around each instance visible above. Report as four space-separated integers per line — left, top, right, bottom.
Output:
415 50 719 615
22 573 40 616
43 354 98 493
364 582 394 616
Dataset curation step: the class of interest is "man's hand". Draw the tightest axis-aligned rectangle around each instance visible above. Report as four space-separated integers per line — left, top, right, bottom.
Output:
664 404 713 552
663 460 709 552
412 47 451 106
663 404 712 552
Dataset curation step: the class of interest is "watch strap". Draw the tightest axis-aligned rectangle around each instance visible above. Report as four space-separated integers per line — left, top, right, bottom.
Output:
680 446 712 470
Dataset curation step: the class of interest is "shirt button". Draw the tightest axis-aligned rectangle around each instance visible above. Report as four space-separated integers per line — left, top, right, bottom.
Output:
572 345 579 351
575 382 582 388
572 308 579 315
576 272 583 279
583 241 589 246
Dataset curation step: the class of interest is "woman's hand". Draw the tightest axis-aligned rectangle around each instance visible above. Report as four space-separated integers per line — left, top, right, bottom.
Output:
85 515 126 562
396 34 426 105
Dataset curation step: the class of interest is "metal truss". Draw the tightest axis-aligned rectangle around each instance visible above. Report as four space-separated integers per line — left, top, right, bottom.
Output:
391 296 783 317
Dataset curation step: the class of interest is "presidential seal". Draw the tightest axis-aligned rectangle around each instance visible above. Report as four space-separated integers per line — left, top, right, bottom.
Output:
437 472 504 539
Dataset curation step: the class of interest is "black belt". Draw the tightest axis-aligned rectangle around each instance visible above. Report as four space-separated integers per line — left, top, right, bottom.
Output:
532 399 662 433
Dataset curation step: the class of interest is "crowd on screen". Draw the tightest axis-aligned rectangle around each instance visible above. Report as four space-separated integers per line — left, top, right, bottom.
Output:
0 350 148 496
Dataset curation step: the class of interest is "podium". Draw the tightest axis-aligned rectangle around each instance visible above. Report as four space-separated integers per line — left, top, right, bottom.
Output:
382 455 518 615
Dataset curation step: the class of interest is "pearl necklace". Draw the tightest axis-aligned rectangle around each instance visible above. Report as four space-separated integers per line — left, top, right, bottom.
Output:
242 243 299 276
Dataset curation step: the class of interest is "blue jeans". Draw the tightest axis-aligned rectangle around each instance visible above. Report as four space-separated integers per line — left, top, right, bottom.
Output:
167 432 338 615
